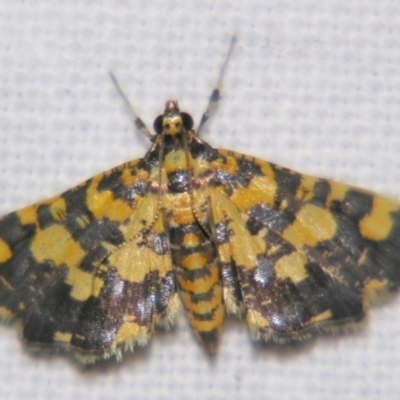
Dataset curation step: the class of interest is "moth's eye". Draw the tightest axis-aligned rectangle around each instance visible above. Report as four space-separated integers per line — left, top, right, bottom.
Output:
153 115 164 134
181 112 194 131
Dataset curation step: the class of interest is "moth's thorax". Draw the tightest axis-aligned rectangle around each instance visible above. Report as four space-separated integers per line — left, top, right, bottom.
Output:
163 145 191 193
159 134 217 195
161 112 193 193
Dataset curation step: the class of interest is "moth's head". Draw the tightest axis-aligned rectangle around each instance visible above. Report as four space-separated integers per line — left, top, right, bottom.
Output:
153 100 194 136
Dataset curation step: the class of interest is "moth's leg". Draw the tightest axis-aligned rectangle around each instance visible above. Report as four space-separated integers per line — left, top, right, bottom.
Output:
197 35 237 136
109 72 154 140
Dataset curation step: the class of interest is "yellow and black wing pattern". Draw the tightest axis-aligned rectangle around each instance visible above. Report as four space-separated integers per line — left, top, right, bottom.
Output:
0 151 179 362
210 148 400 341
1 98 400 362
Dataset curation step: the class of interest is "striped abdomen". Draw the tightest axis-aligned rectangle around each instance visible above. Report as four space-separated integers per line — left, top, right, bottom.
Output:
167 203 224 354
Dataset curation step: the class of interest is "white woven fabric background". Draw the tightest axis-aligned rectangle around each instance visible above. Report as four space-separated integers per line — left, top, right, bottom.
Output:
1 1 400 399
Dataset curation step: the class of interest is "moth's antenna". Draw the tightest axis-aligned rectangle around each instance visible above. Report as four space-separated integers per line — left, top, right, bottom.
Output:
109 72 154 140
197 34 237 137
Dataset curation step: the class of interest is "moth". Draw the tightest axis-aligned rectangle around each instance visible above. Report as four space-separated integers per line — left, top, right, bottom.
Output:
1 39 400 363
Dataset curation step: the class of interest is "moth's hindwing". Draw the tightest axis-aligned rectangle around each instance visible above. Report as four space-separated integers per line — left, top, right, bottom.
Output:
211 149 400 341
0 158 179 362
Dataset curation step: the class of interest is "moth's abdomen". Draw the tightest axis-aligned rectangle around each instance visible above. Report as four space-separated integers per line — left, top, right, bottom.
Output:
167 202 224 354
